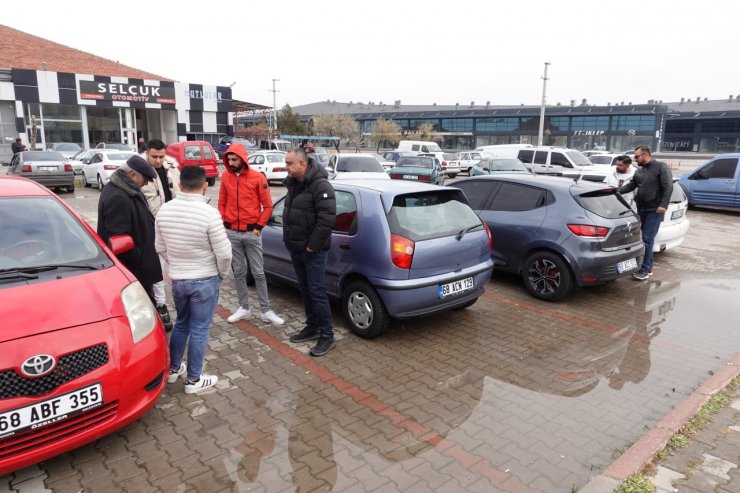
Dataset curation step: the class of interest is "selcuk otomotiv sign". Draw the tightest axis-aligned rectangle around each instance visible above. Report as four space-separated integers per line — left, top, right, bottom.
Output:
79 80 176 104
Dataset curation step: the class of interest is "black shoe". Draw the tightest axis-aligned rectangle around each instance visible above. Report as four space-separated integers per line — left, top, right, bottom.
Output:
310 337 336 357
632 269 650 281
157 304 171 324
289 327 319 343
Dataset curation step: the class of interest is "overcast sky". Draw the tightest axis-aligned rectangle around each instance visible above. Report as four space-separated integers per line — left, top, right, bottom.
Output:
8 0 738 109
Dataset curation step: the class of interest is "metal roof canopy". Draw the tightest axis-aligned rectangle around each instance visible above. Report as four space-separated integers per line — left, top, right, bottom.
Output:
233 100 271 112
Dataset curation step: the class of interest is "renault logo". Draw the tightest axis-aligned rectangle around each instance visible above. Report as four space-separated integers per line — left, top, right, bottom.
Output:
21 354 56 377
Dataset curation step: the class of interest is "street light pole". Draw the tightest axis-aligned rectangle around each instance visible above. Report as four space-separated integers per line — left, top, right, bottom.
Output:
537 62 550 146
270 79 280 145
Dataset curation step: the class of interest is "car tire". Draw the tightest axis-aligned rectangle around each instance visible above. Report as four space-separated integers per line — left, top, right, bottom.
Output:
97 175 104 190
66 182 75 193
521 251 573 302
207 177 216 186
83 173 91 188
342 280 390 339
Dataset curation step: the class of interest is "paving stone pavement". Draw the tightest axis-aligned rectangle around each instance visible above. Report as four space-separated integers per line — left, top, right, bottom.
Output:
1 182 740 492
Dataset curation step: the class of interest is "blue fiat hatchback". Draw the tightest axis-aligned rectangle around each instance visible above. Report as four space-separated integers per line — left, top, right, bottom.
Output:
259 179 494 338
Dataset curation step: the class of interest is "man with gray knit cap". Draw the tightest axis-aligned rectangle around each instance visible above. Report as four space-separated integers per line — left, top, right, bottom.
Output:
97 155 162 301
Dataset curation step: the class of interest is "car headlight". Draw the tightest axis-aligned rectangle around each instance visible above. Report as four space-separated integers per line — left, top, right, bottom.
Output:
120 281 157 343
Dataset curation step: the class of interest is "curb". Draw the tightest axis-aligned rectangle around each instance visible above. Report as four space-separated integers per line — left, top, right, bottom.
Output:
579 353 740 492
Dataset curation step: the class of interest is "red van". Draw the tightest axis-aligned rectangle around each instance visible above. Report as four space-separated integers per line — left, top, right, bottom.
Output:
165 141 219 186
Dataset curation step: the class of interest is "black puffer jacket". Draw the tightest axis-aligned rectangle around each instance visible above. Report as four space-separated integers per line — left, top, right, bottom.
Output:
97 170 163 287
619 160 673 212
282 162 336 252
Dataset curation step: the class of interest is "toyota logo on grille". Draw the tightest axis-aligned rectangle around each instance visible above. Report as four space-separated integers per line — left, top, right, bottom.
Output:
21 354 56 377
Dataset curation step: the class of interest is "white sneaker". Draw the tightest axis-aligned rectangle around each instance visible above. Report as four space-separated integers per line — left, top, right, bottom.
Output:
184 374 219 394
167 362 186 383
261 310 285 326
227 306 251 323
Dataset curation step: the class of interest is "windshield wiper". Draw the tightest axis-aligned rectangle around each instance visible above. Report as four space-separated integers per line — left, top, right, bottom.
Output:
457 224 480 241
0 264 101 274
618 209 635 216
0 271 39 281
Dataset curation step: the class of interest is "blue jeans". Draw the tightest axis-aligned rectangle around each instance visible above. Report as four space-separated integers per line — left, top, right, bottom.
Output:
639 211 663 272
290 250 333 339
169 275 221 381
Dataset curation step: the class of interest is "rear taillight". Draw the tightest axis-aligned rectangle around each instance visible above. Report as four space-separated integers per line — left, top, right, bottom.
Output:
103 164 119 170
64 164 73 172
390 173 401 179
273 167 286 172
391 233 414 269
483 223 493 250
417 175 431 181
567 224 610 238
21 165 32 172
442 161 448 168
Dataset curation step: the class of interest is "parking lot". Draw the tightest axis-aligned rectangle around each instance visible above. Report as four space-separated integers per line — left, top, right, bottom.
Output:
2 174 739 492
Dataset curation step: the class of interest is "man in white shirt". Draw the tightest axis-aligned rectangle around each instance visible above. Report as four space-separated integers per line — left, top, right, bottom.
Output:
155 166 232 394
606 155 636 209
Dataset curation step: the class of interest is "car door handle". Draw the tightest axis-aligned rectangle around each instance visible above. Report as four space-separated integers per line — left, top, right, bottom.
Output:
724 180 736 184
339 243 351 250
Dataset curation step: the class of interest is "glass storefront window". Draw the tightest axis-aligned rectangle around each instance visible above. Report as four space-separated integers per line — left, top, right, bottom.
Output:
440 118 473 132
699 137 740 153
612 115 656 132
610 135 653 152
475 117 518 132
442 135 473 149
571 116 609 131
86 106 121 146
548 117 569 131
519 117 540 132
42 104 81 120
408 118 439 130
362 120 375 132
43 120 83 147
571 135 608 151
392 119 409 129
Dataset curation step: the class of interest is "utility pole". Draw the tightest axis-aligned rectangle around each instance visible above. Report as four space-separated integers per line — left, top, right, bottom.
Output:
537 62 550 146
269 79 280 144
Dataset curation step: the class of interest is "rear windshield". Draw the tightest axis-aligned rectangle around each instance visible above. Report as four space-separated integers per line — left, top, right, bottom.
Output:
577 189 634 219
336 156 384 172
589 155 614 165
387 191 482 241
107 152 135 161
483 158 529 172
54 143 81 152
23 151 65 161
396 156 434 168
670 184 686 203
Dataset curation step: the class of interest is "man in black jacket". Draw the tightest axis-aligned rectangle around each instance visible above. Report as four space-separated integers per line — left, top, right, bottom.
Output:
283 148 337 356
97 155 163 300
619 146 673 280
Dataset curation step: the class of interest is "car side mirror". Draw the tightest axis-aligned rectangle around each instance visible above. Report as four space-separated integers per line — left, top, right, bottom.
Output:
108 234 135 255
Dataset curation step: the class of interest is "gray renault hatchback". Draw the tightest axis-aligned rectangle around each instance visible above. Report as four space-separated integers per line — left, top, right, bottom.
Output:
259 179 494 338
453 175 644 301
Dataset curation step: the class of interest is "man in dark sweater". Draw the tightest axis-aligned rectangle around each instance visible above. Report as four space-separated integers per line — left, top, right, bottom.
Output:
283 148 337 356
619 146 673 280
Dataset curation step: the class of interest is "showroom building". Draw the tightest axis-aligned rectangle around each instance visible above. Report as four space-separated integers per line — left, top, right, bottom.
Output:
0 25 234 163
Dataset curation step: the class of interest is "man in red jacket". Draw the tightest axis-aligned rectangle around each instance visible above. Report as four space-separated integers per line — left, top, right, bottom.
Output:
218 143 285 325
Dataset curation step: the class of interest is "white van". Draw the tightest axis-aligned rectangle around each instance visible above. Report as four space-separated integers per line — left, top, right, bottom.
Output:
395 140 446 167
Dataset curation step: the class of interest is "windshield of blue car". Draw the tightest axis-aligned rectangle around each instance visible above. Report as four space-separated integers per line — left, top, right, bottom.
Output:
0 197 111 275
396 156 434 168
387 191 482 241
22 151 66 161
336 156 385 172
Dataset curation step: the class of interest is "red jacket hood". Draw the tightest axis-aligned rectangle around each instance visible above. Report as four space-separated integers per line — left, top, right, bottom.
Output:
223 143 249 170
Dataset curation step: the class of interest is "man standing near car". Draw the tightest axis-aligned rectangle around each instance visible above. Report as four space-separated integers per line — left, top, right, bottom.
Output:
155 165 232 394
141 138 181 331
97 155 162 300
283 148 337 357
218 142 285 326
607 155 637 209
619 146 673 280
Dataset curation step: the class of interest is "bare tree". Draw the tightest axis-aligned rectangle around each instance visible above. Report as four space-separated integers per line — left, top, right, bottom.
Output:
370 118 401 152
417 123 441 143
312 113 359 153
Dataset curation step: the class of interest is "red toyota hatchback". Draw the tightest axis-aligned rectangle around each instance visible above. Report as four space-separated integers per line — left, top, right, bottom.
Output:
0 176 169 474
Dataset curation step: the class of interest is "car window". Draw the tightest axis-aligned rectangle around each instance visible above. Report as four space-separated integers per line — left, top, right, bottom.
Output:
421 146 429 152
550 152 572 168
90 153 102 164
703 158 737 179
589 155 613 165
670 184 686 203
577 190 633 219
0 196 108 272
387 190 482 242
411 145 420 151
23 151 65 161
396 156 433 168
266 153 285 163
107 152 134 161
454 180 496 210
255 156 265 165
184 145 202 160
471 153 482 160
270 198 284 224
336 156 384 172
489 183 546 212
533 151 548 164
247 155 257 164
518 150 534 163
489 158 528 172
334 191 358 234
203 146 214 159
